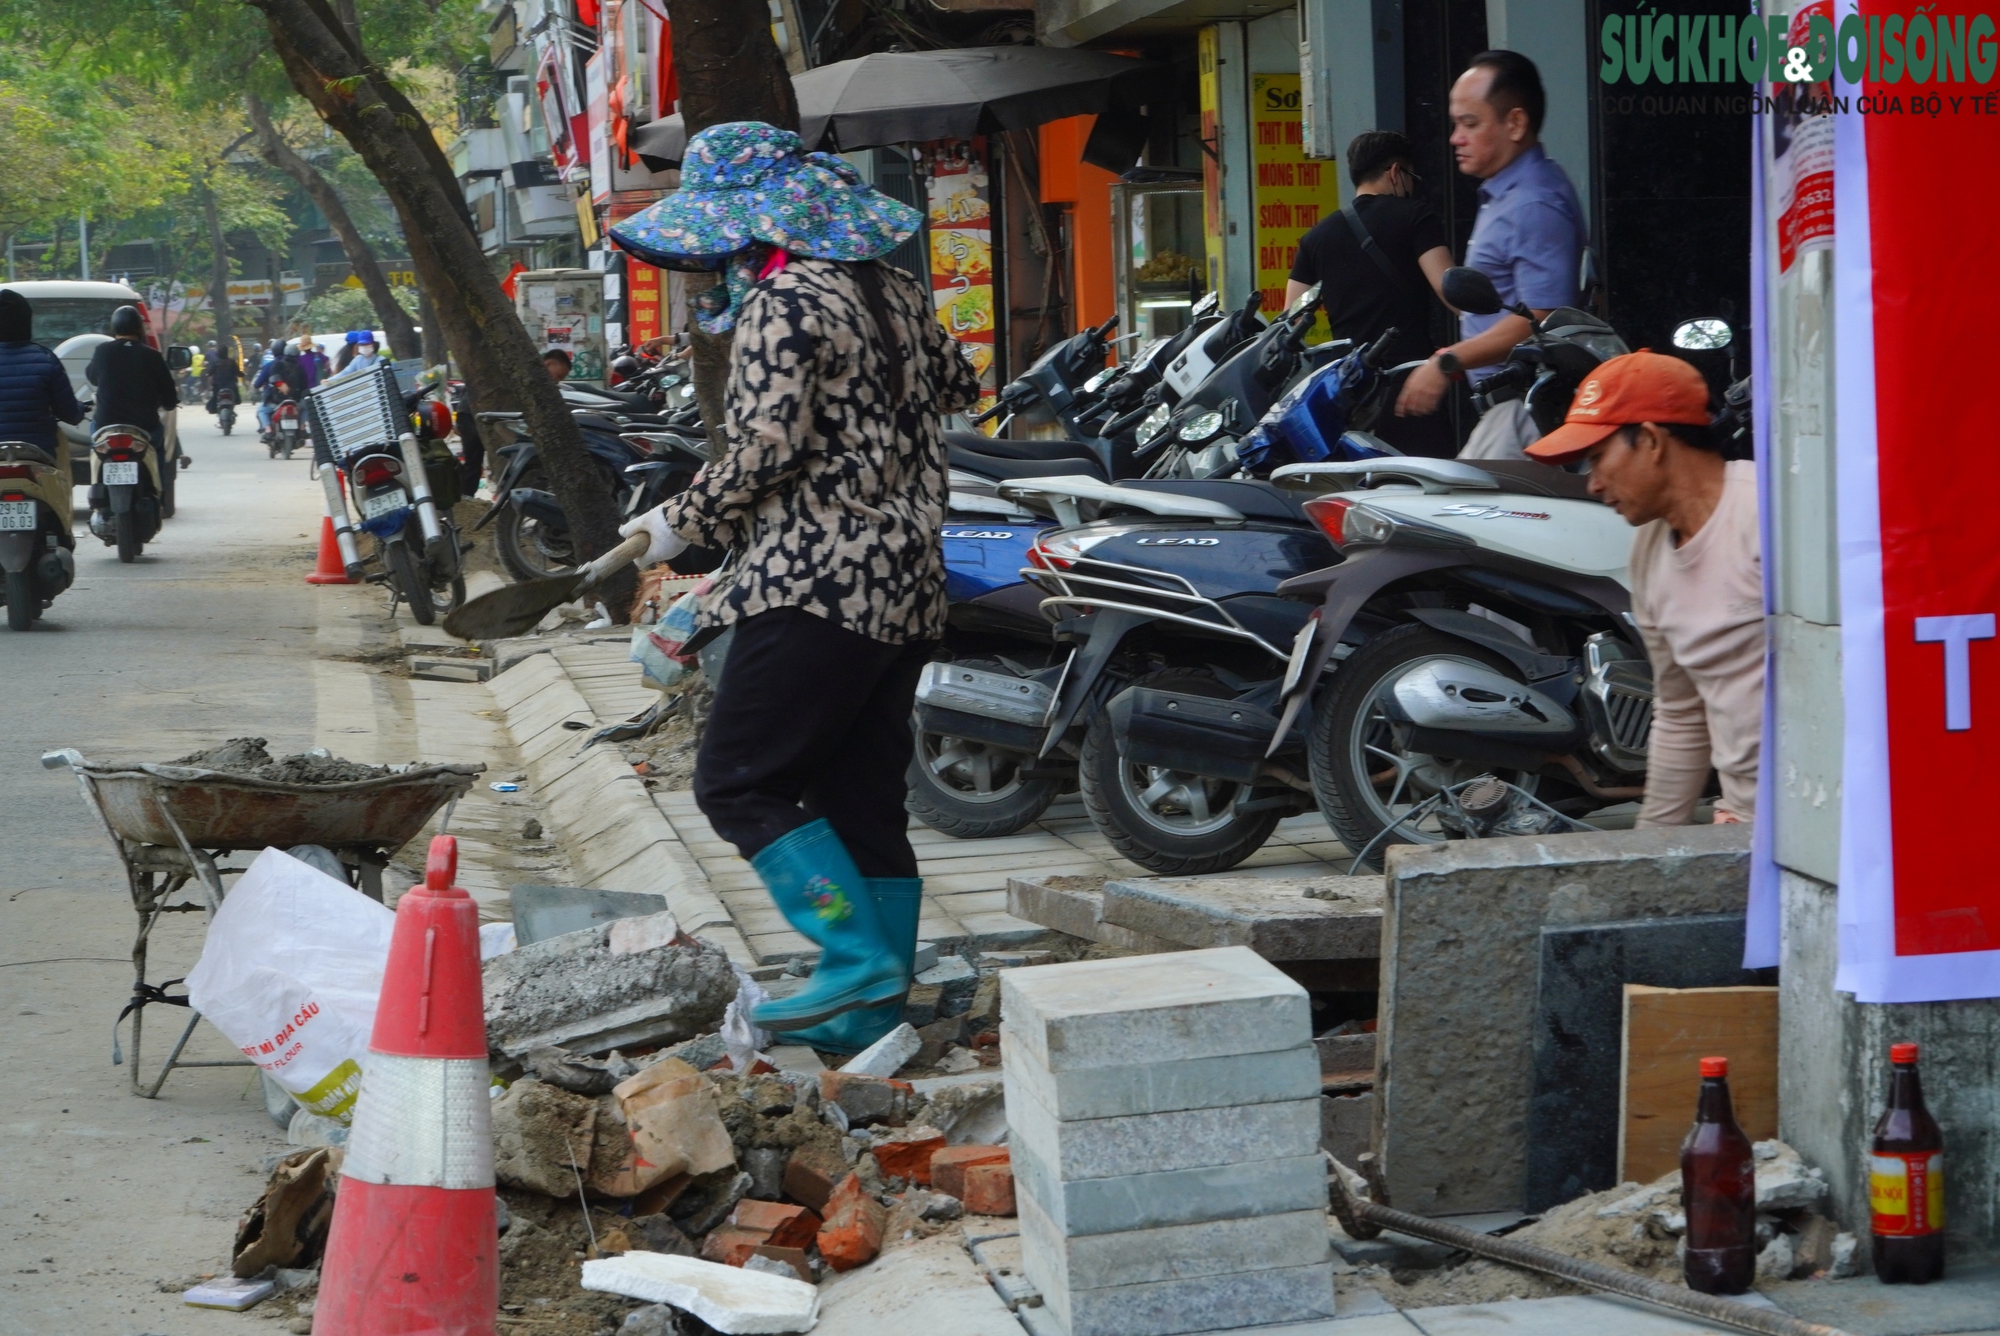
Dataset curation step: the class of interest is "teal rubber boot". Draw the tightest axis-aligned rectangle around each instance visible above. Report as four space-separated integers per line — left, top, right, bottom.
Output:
749 820 909 1031
782 878 922 1054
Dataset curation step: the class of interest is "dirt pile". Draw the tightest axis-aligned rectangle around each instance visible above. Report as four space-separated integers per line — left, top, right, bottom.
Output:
168 737 393 784
1378 1174 1687 1308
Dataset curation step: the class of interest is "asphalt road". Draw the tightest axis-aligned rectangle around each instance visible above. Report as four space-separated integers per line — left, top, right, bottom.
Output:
0 408 348 1334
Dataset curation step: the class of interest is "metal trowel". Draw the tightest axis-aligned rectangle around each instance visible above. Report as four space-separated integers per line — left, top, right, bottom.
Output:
443 532 651 641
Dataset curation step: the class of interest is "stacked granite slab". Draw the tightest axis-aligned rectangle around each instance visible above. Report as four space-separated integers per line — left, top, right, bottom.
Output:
1000 946 1335 1336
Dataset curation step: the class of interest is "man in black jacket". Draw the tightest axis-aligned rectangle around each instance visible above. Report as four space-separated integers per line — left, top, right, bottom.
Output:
85 306 178 445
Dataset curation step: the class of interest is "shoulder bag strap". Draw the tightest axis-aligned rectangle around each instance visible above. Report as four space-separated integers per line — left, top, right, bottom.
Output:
1341 202 1422 301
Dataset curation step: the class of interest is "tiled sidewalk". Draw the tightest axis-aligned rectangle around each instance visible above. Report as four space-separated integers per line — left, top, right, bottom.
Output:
529 642 1356 964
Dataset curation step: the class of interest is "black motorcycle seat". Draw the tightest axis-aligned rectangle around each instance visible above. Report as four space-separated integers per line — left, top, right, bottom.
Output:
945 429 1097 464
1117 478 1310 524
573 413 632 435
1477 458 1600 502
948 442 1107 483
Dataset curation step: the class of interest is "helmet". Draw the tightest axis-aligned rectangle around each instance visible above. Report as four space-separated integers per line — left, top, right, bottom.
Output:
345 329 369 345
110 305 144 338
268 339 284 353
610 354 642 379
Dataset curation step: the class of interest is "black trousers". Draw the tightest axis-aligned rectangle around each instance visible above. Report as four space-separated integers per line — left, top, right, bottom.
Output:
694 607 935 878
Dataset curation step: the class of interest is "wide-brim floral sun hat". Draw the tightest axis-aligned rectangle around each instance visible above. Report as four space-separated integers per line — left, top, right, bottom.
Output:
611 121 920 270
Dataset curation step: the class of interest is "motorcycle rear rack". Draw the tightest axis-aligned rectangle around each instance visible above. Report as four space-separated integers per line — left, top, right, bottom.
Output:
1022 555 1288 660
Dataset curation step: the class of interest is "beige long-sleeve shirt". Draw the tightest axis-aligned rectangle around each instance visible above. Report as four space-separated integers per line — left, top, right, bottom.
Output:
1630 459 1765 825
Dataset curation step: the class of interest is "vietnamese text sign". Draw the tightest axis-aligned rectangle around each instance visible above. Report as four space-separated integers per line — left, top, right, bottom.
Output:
1835 0 2000 1002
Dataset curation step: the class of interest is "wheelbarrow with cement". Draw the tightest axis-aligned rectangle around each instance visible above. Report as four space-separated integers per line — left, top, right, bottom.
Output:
42 748 483 1098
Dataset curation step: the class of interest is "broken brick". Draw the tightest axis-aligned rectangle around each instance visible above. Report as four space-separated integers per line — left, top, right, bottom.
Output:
961 1161 1016 1217
748 1245 812 1283
728 1198 821 1250
817 1070 913 1128
870 1125 947 1186
816 1172 887 1272
783 1144 846 1214
699 1225 769 1268
929 1145 1010 1199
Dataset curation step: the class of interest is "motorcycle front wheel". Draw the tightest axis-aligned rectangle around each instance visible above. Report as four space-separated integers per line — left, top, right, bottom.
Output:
5 569 33 631
1078 666 1283 876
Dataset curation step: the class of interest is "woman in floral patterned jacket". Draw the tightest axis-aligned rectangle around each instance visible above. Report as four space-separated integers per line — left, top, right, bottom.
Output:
612 122 980 1044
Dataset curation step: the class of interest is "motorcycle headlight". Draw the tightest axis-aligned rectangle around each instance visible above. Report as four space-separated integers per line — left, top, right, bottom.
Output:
1137 404 1171 445
1178 409 1225 444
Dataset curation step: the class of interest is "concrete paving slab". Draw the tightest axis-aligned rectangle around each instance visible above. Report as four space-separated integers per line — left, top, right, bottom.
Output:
1099 876 1382 959
1376 827 1753 1215
1001 947 1310 1072
1399 1293 1740 1333
1007 1074 1322 1180
810 1233 1021 1336
1757 1266 2000 1336
1001 1029 1319 1120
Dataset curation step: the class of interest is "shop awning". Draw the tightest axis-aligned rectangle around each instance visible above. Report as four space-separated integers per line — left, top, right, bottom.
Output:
632 46 1163 169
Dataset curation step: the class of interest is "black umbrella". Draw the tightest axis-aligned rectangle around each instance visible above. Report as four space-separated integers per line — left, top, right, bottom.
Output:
633 46 1162 168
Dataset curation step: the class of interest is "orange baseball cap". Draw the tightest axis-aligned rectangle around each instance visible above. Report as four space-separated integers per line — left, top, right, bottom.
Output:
1524 350 1712 465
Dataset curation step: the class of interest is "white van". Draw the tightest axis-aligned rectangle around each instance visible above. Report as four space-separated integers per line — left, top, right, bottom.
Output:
0 280 183 485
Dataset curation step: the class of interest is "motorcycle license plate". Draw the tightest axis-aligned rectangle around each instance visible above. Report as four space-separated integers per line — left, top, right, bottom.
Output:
361 490 407 520
280 421 299 432
103 461 139 486
0 501 34 531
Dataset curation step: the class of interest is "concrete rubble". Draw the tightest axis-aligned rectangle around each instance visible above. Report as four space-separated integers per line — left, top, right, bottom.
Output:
482 911 739 1056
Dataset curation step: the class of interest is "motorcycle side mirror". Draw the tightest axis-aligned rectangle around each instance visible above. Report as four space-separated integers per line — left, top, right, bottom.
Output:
1289 282 1322 316
166 344 194 371
1672 317 1733 351
1441 267 1503 316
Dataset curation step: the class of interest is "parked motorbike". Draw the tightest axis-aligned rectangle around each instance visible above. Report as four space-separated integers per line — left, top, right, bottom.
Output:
266 397 305 460
88 424 163 563
1135 284 1333 480
475 408 710 582
1262 456 1649 864
312 366 466 625
0 440 76 629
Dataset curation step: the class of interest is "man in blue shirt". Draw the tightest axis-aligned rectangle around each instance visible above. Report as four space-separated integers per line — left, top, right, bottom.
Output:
1395 49 1587 460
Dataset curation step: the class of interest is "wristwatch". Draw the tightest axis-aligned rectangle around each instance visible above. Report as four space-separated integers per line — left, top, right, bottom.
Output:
1434 350 1463 379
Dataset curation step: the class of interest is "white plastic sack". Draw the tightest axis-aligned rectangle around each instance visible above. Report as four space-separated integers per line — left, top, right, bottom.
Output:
186 847 397 1120
201 967 367 1119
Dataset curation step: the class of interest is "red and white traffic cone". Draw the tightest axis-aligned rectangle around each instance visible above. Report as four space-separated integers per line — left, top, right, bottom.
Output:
315 835 498 1336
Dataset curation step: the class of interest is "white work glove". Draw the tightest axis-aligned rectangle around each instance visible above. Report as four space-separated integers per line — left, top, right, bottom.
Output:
619 505 689 567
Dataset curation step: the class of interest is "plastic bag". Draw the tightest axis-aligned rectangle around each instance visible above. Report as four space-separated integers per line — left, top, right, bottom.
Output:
186 847 396 1121
201 967 368 1120
630 581 707 692
720 965 772 1074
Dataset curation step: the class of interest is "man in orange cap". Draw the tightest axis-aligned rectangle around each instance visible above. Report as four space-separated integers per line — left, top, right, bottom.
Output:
1527 350 1762 827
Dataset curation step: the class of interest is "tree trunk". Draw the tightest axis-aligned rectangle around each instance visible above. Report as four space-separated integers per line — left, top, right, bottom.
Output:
246 93 421 361
417 283 447 367
256 0 633 612
201 183 235 353
663 0 800 437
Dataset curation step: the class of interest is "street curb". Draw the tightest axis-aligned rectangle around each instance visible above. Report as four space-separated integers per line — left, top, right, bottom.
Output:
488 651 756 969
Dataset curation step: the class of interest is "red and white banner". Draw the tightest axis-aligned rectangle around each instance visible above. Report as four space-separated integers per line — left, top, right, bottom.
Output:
1835 1 2000 1001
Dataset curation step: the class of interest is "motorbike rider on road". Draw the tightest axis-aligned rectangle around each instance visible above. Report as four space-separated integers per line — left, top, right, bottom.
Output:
611 122 979 1046
1526 350 1762 825
85 305 177 453
252 338 288 434
0 291 84 452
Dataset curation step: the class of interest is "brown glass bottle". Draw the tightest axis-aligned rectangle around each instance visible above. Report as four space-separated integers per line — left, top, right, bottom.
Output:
1680 1055 1756 1294
1872 1042 1945 1284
